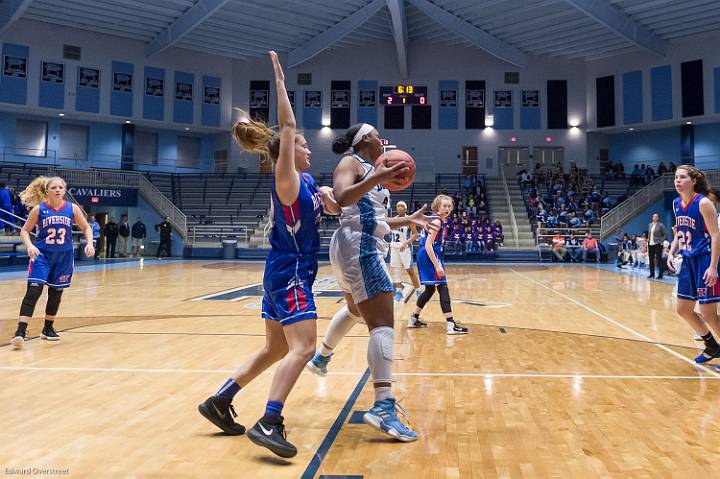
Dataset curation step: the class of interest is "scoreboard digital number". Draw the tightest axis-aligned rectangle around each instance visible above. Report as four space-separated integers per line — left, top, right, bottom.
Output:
379 85 427 105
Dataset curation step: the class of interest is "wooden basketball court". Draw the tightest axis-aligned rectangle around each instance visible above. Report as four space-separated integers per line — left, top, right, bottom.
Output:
1 261 719 478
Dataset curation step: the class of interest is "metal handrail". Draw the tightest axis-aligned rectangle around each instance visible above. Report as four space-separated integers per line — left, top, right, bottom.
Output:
599 169 720 241
499 166 520 249
191 225 248 244
46 166 187 241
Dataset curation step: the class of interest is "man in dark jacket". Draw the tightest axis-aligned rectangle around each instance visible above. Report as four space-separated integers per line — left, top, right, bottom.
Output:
104 217 119 258
118 214 130 257
131 217 147 258
155 216 172 258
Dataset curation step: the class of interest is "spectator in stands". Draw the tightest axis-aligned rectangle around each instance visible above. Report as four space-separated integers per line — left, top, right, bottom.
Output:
661 240 673 276
0 182 13 234
118 214 130 258
647 212 667 279
88 215 100 259
493 220 504 246
668 161 677 172
582 232 600 263
617 233 633 267
629 234 641 267
637 233 649 268
657 162 668 176
551 231 567 262
155 215 173 258
12 190 26 230
566 233 582 262
104 217 119 258
614 162 625 179
131 216 147 258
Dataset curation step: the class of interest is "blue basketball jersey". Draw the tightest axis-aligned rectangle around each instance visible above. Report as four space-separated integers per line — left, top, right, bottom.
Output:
674 194 710 257
419 215 445 256
268 173 322 255
36 201 74 252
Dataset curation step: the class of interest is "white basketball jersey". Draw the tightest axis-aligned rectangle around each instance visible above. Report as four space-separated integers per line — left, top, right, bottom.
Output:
390 224 410 247
338 154 391 240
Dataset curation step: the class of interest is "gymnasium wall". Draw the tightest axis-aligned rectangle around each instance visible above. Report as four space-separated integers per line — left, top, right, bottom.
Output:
229 43 588 175
0 19 232 128
0 111 215 173
586 31 720 132
0 19 227 172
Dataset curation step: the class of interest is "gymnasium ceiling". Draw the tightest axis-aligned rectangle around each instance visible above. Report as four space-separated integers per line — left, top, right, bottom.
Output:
2 0 719 74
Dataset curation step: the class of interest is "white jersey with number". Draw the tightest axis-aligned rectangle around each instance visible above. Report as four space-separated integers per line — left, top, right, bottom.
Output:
330 154 394 303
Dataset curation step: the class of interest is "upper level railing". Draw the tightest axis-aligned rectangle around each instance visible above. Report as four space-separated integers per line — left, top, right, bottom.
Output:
600 169 720 241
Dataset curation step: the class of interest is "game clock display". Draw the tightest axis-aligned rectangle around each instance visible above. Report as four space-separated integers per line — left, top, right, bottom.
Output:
379 85 427 105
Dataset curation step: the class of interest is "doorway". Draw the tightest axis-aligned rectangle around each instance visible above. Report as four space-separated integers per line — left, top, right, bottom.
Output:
461 146 478 176
499 146 530 176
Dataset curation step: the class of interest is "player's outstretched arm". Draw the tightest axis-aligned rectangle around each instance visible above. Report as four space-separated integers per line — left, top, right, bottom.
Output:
269 50 300 207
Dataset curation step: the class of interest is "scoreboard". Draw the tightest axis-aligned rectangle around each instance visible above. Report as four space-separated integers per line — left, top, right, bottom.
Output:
379 85 428 105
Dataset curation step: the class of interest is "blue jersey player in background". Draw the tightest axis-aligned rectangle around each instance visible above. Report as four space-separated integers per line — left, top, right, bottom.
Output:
11 176 94 350
198 51 339 458
411 194 469 334
667 165 720 364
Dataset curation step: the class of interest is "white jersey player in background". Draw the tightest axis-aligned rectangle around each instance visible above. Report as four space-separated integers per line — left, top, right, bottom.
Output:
389 201 421 301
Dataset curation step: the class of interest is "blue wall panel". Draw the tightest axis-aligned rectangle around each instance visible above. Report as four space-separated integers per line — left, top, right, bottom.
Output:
651 65 672 121
608 126 680 169
694 122 720 169
38 61 65 109
110 61 134 117
622 70 643 124
438 80 458 129
143 66 165 121
173 71 194 124
76 66 100 113
0 43 29 105
357 80 377 126
201 76 221 127
494 107 513 130
715 67 720 114
520 107 540 129
303 90 322 129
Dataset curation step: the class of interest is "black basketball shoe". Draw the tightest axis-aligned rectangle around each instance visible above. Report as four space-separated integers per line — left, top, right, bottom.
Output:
197 396 246 435
247 414 297 458
40 325 60 341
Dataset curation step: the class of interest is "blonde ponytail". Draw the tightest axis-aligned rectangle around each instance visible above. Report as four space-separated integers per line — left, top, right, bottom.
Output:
19 176 66 208
231 110 279 161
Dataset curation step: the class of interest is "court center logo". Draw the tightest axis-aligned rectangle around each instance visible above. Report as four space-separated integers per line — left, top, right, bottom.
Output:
191 276 345 302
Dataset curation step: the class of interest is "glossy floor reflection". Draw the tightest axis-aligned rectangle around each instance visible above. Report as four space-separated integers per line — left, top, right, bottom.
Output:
0 261 717 478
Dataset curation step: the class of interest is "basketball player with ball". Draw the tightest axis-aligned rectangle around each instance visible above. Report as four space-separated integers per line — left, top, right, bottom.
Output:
306 123 430 441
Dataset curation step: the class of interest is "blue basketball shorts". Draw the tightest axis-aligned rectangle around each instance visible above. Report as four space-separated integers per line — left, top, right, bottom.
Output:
27 250 75 288
261 253 318 325
416 247 447 285
676 252 720 304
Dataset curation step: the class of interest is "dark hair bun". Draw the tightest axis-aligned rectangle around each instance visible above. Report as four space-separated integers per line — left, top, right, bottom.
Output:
332 135 351 154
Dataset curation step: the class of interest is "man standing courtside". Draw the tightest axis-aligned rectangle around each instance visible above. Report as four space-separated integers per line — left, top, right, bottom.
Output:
647 212 667 279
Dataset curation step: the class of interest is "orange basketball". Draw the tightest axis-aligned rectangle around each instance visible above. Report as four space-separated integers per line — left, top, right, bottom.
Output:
375 149 416 191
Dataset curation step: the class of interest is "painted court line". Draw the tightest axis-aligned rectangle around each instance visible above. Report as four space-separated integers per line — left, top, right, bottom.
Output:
0 365 717 380
510 268 720 378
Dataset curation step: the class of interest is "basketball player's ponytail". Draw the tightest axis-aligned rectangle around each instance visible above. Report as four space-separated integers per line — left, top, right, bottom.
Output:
678 164 716 196
331 136 351 154
332 123 365 154
231 110 279 161
19 176 66 208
